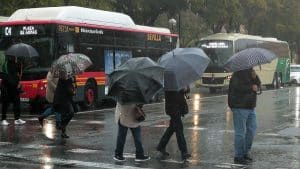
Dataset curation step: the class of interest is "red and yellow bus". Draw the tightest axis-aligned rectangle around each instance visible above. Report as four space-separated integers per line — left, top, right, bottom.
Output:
0 6 178 112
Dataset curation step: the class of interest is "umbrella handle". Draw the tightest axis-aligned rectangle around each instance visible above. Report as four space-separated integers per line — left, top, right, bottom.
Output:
256 87 262 95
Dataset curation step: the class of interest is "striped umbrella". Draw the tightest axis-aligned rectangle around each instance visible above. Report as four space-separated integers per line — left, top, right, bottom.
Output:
224 48 277 72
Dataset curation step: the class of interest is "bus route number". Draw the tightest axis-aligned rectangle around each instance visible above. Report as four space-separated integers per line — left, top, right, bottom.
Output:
58 25 74 33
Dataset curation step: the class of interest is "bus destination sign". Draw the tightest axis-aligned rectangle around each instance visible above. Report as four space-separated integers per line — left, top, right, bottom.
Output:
57 25 104 35
57 25 78 33
20 26 37 35
147 34 161 41
4 25 39 36
201 42 229 48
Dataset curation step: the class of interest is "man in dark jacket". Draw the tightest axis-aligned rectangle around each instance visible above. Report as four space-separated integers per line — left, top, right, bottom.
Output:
156 87 191 162
1 55 26 126
228 68 261 164
53 76 76 138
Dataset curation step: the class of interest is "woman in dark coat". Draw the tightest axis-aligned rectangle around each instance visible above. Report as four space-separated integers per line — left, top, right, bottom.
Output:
52 76 76 138
156 87 191 162
1 55 26 125
228 68 261 165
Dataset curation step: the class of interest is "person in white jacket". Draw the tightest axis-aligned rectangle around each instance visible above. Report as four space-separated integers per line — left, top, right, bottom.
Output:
113 100 150 162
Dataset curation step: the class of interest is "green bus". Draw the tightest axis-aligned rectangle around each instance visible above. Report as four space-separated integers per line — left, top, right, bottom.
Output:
193 33 291 93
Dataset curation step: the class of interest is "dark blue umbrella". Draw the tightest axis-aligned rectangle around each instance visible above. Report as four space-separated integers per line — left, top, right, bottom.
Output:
108 57 164 104
224 48 277 72
158 48 210 91
5 43 39 58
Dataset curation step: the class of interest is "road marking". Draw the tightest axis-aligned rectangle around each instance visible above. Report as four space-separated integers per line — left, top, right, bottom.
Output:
0 142 12 146
0 152 153 169
67 148 99 153
186 127 207 131
23 144 56 149
153 124 168 128
85 120 106 124
123 153 136 158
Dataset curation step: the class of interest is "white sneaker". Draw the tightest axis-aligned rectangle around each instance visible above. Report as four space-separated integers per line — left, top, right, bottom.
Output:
14 119 26 125
1 120 10 126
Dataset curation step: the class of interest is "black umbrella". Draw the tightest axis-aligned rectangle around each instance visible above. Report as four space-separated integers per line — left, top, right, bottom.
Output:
108 57 164 104
5 43 39 58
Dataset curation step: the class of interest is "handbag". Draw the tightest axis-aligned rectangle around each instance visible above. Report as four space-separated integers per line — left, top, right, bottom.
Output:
135 106 146 122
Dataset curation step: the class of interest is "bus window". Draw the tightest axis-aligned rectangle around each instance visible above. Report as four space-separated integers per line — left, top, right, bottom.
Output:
104 49 114 74
115 49 132 68
197 40 233 72
80 45 104 72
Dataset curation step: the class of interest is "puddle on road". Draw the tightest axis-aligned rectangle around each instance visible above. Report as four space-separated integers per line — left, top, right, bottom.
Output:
278 127 300 137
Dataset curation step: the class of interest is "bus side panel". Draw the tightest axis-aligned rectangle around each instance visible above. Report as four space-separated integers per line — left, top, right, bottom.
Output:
255 59 277 85
73 85 84 102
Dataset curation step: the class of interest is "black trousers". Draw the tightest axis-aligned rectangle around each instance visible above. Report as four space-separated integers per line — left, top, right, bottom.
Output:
1 95 21 120
157 113 188 154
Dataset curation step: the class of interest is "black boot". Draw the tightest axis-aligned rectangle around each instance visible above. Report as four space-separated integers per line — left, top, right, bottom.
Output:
38 116 44 127
61 128 69 138
156 147 169 157
181 152 191 162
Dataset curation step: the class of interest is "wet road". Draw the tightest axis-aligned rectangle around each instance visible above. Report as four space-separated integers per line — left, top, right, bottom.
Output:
0 86 300 169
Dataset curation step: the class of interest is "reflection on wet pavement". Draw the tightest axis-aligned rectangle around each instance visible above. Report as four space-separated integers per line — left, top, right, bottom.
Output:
0 87 300 168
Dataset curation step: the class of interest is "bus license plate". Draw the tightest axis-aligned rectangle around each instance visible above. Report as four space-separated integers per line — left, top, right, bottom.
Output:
20 98 29 102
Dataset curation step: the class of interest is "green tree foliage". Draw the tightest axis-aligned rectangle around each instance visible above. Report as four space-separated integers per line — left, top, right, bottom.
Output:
112 0 188 25
190 0 243 33
0 0 299 60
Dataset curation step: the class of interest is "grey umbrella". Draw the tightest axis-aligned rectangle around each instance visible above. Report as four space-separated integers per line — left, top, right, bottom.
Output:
108 57 164 104
5 43 39 58
158 48 210 91
224 48 277 72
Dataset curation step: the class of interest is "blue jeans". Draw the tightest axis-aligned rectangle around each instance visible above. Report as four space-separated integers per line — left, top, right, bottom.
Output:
42 106 61 124
115 121 144 158
232 108 257 158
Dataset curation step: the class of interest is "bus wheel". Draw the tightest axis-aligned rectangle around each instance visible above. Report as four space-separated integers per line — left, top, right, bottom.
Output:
81 82 97 110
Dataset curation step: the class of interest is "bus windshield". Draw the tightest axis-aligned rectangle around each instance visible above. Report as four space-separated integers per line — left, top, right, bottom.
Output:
0 36 54 80
196 40 233 73
290 66 300 72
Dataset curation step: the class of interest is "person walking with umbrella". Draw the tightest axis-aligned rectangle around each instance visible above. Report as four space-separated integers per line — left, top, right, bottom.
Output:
52 74 76 138
1 55 26 125
228 68 261 164
50 53 92 138
225 48 277 164
108 57 163 162
37 70 61 128
156 48 210 162
113 91 150 162
156 86 191 162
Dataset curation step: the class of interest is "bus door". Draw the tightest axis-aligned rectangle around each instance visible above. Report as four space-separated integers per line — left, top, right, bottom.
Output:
104 48 133 73
114 49 132 68
78 44 105 104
